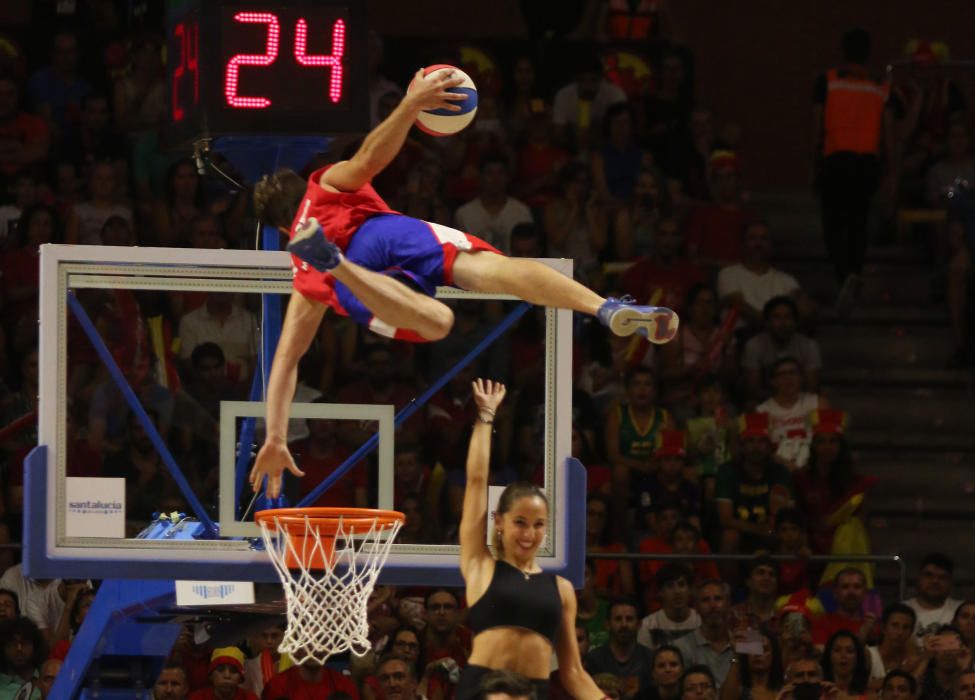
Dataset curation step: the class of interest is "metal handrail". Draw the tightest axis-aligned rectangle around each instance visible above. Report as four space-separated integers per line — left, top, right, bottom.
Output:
586 551 907 600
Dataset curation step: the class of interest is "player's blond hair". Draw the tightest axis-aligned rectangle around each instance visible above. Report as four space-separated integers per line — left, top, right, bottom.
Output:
253 168 307 229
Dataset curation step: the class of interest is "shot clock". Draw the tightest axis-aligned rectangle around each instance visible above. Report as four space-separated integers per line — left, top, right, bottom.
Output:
166 0 368 144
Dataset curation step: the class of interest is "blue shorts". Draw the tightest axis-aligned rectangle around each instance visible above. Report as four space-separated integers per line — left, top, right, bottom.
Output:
333 214 500 338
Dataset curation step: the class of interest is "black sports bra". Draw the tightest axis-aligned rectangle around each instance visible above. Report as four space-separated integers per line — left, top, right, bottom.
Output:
467 560 563 645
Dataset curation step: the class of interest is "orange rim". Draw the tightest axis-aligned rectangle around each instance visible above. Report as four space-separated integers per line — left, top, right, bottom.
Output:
255 507 405 534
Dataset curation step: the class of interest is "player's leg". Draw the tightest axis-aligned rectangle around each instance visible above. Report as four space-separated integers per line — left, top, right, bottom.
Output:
288 216 454 340
332 261 454 341
451 250 679 342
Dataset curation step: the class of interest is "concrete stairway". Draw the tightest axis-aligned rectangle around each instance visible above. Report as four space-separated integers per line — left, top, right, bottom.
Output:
753 191 975 598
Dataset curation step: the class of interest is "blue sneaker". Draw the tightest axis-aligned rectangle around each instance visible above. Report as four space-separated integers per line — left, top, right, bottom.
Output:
286 217 342 272
597 296 680 344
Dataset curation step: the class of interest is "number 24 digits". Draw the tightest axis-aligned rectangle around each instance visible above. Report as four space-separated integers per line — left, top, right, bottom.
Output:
225 13 346 108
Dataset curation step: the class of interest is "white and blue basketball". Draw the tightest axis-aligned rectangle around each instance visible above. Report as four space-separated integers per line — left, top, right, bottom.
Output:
409 64 478 136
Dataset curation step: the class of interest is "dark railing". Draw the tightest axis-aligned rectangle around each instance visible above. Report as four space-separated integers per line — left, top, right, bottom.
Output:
587 551 907 600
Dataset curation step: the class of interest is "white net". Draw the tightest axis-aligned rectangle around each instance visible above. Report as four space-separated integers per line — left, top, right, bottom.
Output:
257 511 403 664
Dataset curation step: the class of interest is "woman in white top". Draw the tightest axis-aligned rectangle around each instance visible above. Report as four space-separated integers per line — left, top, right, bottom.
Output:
756 356 826 470
865 603 921 687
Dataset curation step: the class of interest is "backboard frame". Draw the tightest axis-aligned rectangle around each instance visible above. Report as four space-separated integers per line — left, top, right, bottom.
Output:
27 244 583 586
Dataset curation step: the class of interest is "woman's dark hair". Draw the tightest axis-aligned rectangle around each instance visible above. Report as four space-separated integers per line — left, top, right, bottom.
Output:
389 624 423 673
652 644 685 677
952 600 975 632
253 168 307 229
0 616 48 672
808 427 855 501
738 630 784 691
492 482 549 555
822 629 869 694
477 669 537 700
164 158 206 209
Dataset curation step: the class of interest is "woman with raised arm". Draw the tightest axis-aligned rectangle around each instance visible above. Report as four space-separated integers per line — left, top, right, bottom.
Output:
457 378 606 700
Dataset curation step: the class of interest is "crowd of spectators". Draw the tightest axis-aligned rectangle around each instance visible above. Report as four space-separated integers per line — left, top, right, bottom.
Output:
0 1 971 698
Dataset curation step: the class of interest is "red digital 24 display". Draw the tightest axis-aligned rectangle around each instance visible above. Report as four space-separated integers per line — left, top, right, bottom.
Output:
167 0 367 142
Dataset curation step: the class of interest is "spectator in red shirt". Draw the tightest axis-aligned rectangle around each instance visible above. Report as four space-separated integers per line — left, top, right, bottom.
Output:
337 344 424 444
292 413 366 508
418 590 470 700
620 216 707 314
684 152 756 268
812 568 877 646
188 647 257 700
0 75 50 178
422 589 470 668
153 663 191 700
513 99 568 209
586 493 635 598
262 658 360 700
638 504 719 608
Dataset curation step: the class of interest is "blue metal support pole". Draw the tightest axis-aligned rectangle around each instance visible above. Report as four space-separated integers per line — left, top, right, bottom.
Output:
297 301 532 508
50 579 178 699
67 294 218 536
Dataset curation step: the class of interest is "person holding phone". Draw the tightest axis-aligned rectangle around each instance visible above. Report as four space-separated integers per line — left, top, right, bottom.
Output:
916 626 973 700
719 630 784 700
775 655 839 700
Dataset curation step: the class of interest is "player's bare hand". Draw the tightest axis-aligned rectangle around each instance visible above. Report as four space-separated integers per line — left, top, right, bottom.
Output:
407 68 467 112
250 440 305 498
472 378 506 413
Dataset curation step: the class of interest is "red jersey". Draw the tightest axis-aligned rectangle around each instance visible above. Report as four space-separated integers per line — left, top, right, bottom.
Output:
289 166 397 312
261 665 360 700
291 439 366 507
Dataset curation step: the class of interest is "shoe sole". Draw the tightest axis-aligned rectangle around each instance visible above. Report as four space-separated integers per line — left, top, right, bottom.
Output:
286 221 339 271
608 307 680 344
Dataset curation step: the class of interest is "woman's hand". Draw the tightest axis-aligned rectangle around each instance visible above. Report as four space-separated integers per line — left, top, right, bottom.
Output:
472 378 506 414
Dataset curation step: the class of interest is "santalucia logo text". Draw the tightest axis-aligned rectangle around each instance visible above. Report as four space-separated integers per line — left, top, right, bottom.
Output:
69 501 123 510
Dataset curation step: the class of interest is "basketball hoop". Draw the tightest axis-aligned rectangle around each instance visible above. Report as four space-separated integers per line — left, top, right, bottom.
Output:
255 507 404 663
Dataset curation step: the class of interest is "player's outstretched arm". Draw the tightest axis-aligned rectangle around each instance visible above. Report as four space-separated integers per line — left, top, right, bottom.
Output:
249 291 326 498
458 379 506 581
322 69 466 193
